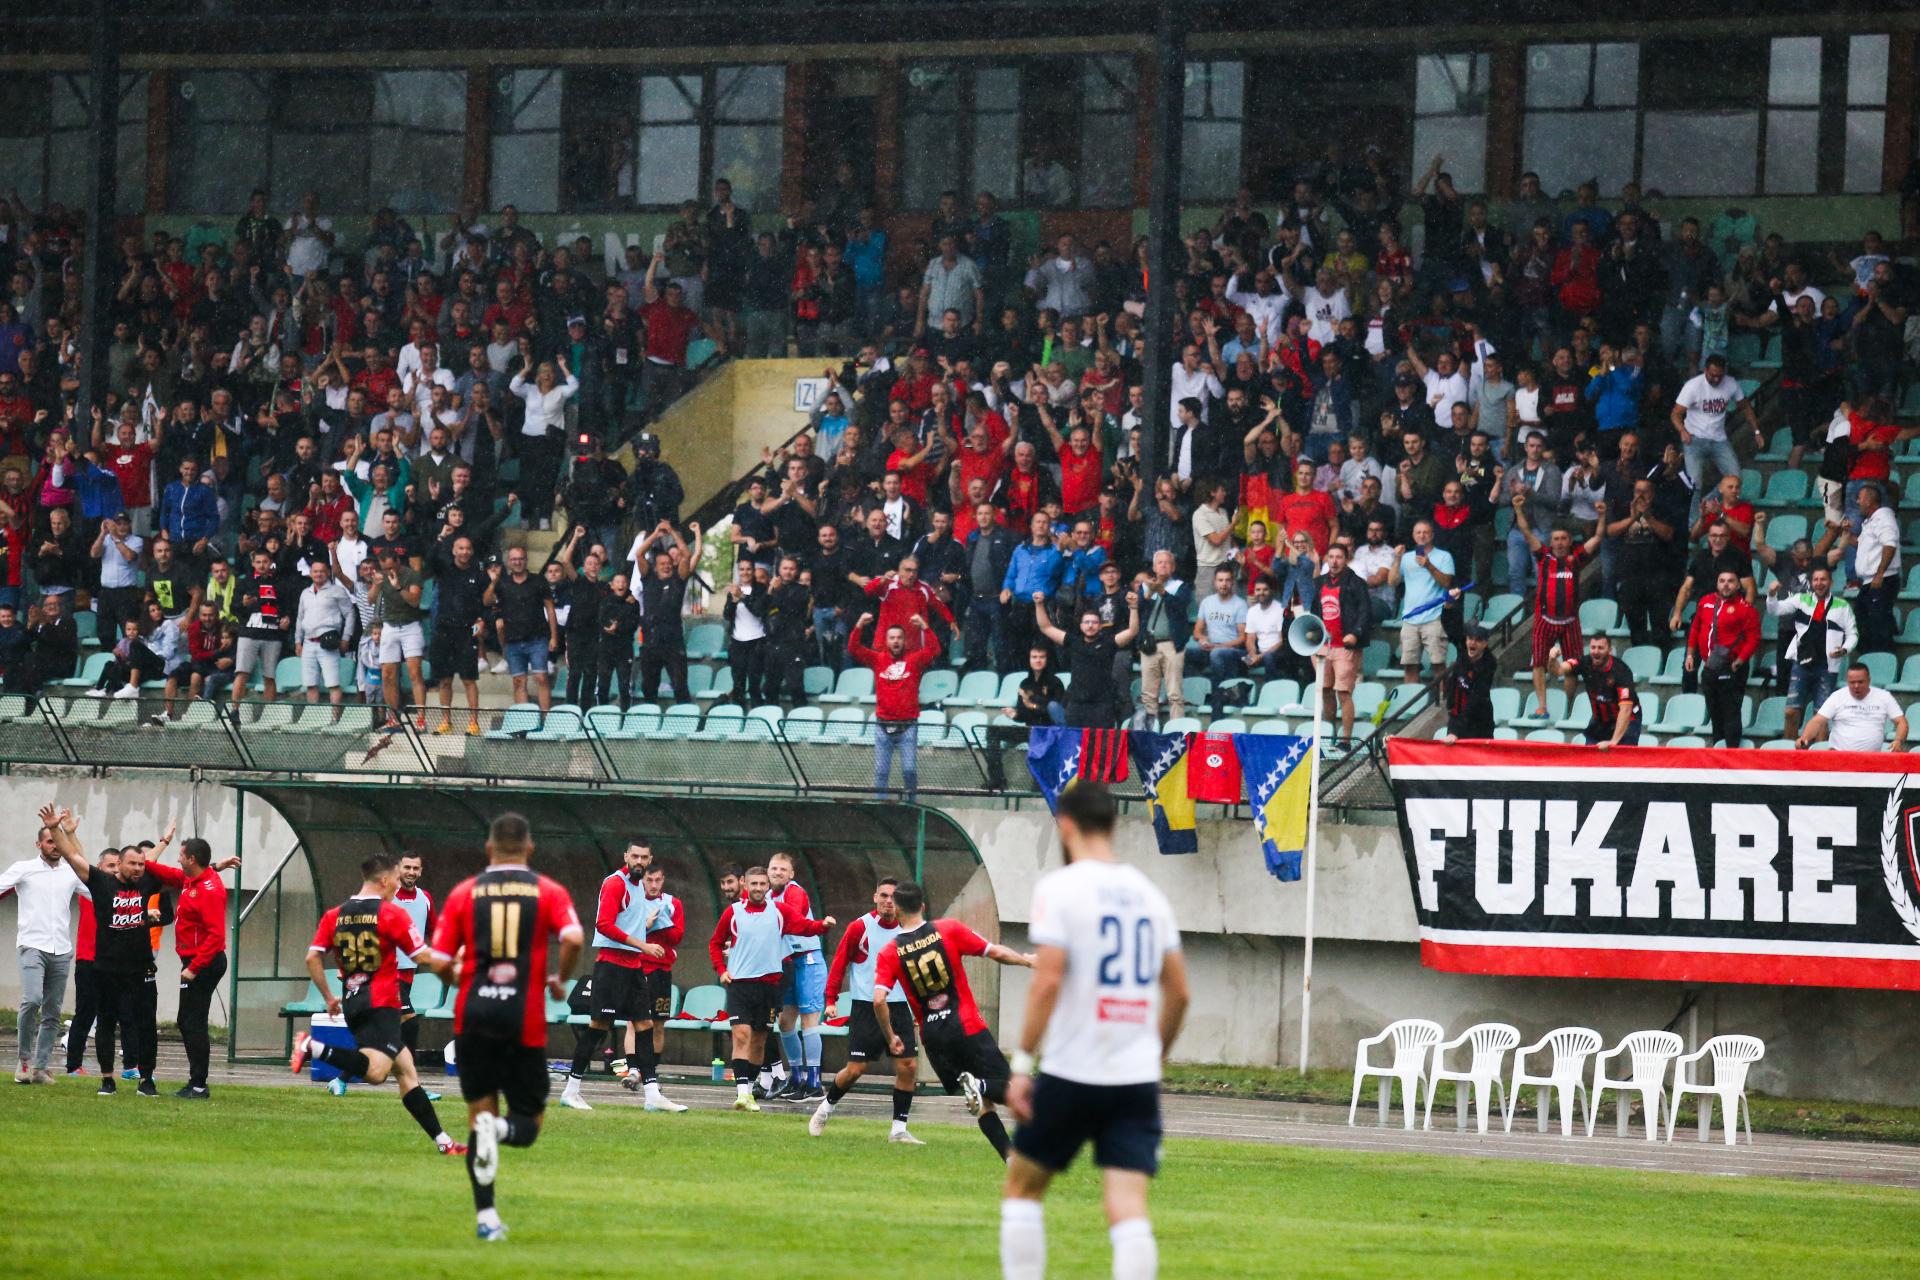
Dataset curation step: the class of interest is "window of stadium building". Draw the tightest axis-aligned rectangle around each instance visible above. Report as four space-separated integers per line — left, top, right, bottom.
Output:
169 68 464 212
495 64 785 214
1521 33 1892 198
900 55 1174 209
1411 52 1491 194
0 73 147 216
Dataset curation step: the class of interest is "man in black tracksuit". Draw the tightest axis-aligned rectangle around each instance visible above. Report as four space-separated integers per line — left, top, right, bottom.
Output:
762 556 814 707
596 574 642 709
1443 625 1498 741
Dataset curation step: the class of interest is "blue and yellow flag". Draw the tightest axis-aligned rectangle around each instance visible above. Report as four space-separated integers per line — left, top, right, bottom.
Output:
1025 725 1084 812
1236 733 1315 881
1127 731 1198 855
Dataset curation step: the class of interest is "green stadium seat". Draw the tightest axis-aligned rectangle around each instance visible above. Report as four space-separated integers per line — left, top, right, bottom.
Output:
1480 593 1523 633
821 707 867 742
407 971 446 1017
1898 565 1920 602
1739 468 1763 501
1648 692 1707 735
1209 717 1249 735
994 672 1025 707
1249 719 1291 734
75 611 98 647
919 669 960 706
820 668 873 704
1489 687 1520 725
670 984 729 1028
1857 652 1897 687
585 704 625 737
692 703 745 740
685 665 715 697
783 706 825 741
1890 656 1920 694
1555 698 1592 734
647 704 704 738
1746 696 1787 739
1666 735 1708 748
950 710 989 743
1898 612 1920 647
1763 514 1807 553
948 670 1001 708
1161 717 1202 735
1649 648 1688 686
1253 679 1301 715
1620 644 1661 682
697 667 734 703
526 705 585 740
1524 728 1565 743
1754 470 1810 509
1352 682 1388 719
802 665 835 698
1506 688 1564 727
684 622 726 661
56 652 112 689
487 703 545 738
1180 675 1211 710
1361 639 1394 676
1753 428 1794 464
1579 599 1623 638
613 705 662 738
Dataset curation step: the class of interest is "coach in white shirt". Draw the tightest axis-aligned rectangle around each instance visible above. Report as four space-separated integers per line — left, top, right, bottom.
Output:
1 826 89 1082
1797 662 1907 752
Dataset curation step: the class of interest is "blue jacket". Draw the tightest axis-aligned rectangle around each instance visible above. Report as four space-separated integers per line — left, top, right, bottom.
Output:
1002 540 1065 601
1058 544 1109 598
845 232 888 291
76 462 126 520
1584 366 1643 433
160 478 219 545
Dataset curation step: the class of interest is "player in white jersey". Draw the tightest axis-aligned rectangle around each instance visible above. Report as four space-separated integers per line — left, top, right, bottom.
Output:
999 783 1189 1280
393 854 432 1058
809 877 922 1143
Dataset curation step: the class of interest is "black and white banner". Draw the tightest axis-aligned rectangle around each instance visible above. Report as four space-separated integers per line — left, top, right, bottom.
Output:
1386 740 1920 990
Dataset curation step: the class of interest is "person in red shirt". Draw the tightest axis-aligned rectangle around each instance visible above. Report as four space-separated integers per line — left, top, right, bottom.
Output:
292 850 463 1154
1512 489 1606 719
848 611 941 802
707 864 834 1112
1042 411 1104 521
1003 442 1059 530
172 836 237 1098
92 407 158 525
864 559 954 652
871 879 1035 1160
953 421 1012 506
427 813 583 1242
1687 569 1763 748
884 430 942 507
639 252 703 412
1273 458 1337 557
888 349 939 414
1842 395 1913 521
558 842 660 1112
1689 473 1755 552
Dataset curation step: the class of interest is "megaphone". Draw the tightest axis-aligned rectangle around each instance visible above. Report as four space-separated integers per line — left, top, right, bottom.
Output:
1287 613 1328 657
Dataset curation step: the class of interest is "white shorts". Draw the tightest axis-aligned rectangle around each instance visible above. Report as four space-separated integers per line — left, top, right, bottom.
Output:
234 637 282 676
301 646 343 689
378 621 426 664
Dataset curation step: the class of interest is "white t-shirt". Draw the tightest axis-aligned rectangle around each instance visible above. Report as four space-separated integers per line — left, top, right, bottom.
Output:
1783 284 1828 311
285 214 334 277
1026 859 1180 1086
1245 599 1288 654
1192 505 1233 574
1855 506 1901 581
1351 543 1396 587
1514 385 1543 436
1816 686 1903 751
1675 373 1745 441
1169 363 1224 423
1302 286 1350 345
1423 368 1470 423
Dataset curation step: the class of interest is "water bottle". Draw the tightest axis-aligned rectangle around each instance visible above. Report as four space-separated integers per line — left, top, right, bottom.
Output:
711 1057 726 1083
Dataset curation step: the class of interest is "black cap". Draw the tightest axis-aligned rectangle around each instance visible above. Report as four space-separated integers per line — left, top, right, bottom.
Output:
566 314 586 327
1465 624 1490 643
633 433 661 455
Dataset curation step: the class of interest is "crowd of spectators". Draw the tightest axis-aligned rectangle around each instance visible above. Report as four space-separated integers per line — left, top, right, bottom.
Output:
0 147 1915 751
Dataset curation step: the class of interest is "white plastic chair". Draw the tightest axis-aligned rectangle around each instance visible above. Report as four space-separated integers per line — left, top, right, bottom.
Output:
1504 1026 1602 1137
1423 1022 1520 1134
1665 1035 1765 1145
1347 1019 1444 1129
1586 1030 1683 1140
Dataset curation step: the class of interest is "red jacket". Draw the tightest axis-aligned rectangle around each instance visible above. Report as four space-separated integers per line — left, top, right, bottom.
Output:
863 574 953 651
172 867 228 971
707 894 830 983
847 625 941 722
1687 593 1761 666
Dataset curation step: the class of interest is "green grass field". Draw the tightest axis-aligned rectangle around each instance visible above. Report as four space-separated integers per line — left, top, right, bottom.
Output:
3 1082 1917 1279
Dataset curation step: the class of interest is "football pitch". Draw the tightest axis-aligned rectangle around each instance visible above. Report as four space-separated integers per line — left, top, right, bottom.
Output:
5 1083 1919 1278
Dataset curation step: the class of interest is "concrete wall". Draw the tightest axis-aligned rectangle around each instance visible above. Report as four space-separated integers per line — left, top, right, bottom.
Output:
948 802 1920 1106
0 773 298 1029
622 357 824 515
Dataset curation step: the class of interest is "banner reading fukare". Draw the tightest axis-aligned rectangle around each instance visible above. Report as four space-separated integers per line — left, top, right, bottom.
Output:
1386 739 1920 990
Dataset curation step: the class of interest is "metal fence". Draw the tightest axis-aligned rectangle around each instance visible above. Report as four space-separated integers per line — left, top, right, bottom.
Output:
0 689 1421 808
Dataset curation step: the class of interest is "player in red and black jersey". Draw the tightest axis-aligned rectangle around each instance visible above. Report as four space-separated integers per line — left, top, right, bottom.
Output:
428 813 583 1244
291 852 463 1156
872 880 1035 1160
1551 633 1644 748
1513 489 1607 721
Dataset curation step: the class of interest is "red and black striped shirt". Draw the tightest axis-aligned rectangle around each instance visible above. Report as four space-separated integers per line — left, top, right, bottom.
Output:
1533 548 1587 623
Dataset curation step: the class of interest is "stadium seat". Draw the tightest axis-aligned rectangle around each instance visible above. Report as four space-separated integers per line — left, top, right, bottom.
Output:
1752 428 1793 464
1762 514 1807 553
822 707 868 742
1554 700 1592 734
1360 639 1394 677
585 705 626 737
1492 727 1518 739
670 984 729 1027
1578 599 1623 639
919 669 959 706
56 652 112 689
692 703 745 740
1489 687 1520 725
1896 565 1920 602
1857 651 1897 688
1210 717 1249 735
820 668 873 704
697 667 734 704
1352 682 1388 720
526 705 584 740
1480 593 1523 634
993 671 1026 708
1249 719 1291 735
684 622 725 661
1649 649 1688 686
949 710 989 743
1180 675 1212 711
1754 470 1810 509
1666 735 1708 748
783 706 825 741
802 666 835 698
1620 645 1661 683
1897 612 1920 647
1162 717 1202 735
1890 656 1920 694
1506 688 1564 728
745 705 784 736
1523 728 1563 742
948 670 1001 708
271 655 303 690
486 703 544 738
1647 692 1707 735
1748 696 1787 739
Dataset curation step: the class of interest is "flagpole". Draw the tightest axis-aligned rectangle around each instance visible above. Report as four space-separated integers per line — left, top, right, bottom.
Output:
1298 641 1329 1074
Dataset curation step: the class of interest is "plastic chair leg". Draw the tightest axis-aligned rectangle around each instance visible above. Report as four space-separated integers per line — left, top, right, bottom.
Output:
1556 1084 1577 1137
1537 1085 1551 1133
1377 1078 1392 1126
1719 1088 1740 1146
1697 1096 1714 1142
1400 1072 1421 1129
1637 1086 1661 1141
1347 1062 1365 1126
